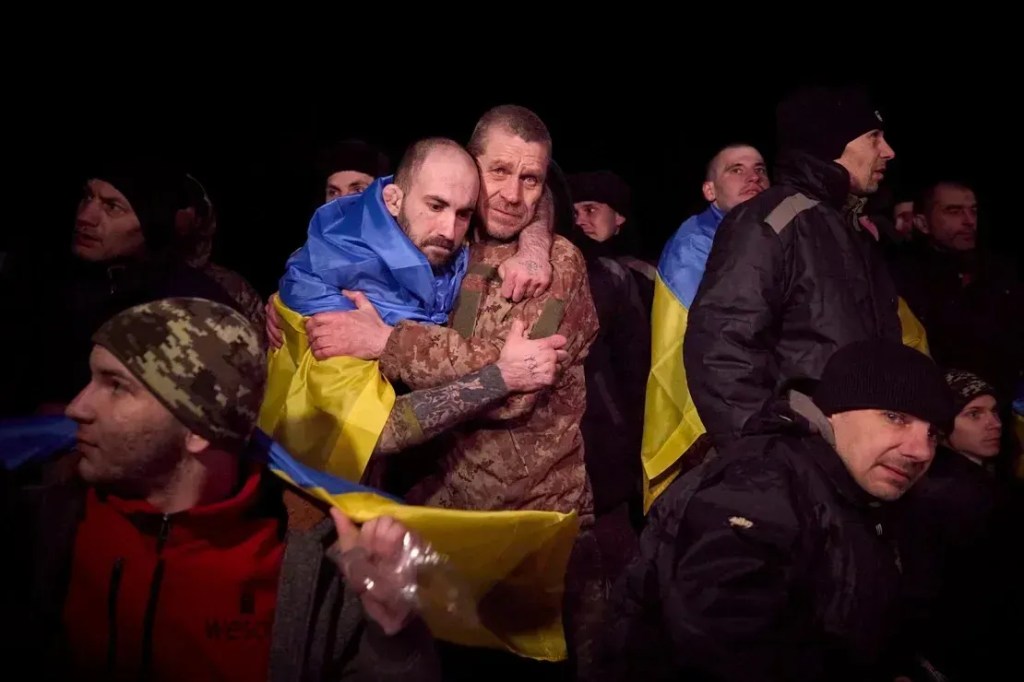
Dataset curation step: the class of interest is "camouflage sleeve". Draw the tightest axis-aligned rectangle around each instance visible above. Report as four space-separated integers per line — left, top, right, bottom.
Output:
514 187 554 251
202 263 268 347
484 245 598 421
378 322 503 390
373 365 510 455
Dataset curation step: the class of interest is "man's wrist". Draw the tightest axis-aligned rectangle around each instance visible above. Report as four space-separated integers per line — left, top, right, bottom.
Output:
484 362 512 395
378 322 406 378
372 323 395 358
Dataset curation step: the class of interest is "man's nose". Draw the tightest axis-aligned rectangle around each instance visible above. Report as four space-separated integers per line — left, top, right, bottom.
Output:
76 199 102 226
500 178 522 204
437 215 458 241
880 135 896 161
901 423 935 462
65 383 95 423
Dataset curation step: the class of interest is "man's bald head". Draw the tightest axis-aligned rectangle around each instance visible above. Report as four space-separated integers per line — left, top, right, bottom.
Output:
384 138 480 267
394 138 476 193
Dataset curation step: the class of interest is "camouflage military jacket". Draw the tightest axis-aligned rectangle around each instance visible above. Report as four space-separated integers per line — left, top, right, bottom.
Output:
378 236 598 519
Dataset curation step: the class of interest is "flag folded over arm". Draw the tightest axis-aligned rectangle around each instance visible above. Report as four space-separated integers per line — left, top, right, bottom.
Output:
254 180 579 659
259 178 468 482
0 418 580 661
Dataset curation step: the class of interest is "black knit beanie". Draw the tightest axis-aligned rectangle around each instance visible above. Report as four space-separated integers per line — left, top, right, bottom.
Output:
813 340 956 431
777 86 884 162
567 170 632 219
318 140 392 179
91 162 188 255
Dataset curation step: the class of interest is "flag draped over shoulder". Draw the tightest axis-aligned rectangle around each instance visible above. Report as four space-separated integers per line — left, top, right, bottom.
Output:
255 177 580 660
0 419 580 661
640 206 719 512
260 177 468 482
641 205 932 512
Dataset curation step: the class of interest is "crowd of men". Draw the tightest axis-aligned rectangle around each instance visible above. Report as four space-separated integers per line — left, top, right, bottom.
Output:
0 87 1021 681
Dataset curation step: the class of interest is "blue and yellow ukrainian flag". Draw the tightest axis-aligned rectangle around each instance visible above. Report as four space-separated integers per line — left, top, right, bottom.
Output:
640 207 721 512
0 418 579 661
254 178 579 659
642 206 932 512
260 177 469 483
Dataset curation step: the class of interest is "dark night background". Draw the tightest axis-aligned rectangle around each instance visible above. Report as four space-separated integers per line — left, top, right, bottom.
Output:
10 60 1018 295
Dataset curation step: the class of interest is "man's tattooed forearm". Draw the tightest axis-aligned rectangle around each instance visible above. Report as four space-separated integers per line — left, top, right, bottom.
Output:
373 365 509 455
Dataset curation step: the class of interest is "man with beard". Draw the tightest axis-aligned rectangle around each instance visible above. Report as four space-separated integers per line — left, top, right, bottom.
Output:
261 137 569 484
298 106 604 679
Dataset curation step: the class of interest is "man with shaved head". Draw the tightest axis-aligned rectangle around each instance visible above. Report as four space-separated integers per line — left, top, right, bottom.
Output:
639 144 771 507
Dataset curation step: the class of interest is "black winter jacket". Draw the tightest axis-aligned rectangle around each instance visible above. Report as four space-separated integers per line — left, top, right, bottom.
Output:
684 151 901 448
606 392 908 681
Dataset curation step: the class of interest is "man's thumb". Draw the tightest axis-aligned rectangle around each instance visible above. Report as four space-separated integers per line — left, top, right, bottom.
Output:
540 333 568 350
342 290 373 312
508 317 527 340
330 507 361 555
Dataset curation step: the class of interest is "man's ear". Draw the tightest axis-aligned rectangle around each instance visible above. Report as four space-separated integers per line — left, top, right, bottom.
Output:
184 431 211 455
382 184 403 219
913 213 929 234
614 212 626 229
702 181 716 204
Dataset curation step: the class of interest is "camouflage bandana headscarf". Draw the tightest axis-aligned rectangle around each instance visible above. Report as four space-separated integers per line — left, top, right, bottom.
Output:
944 369 997 414
93 298 266 450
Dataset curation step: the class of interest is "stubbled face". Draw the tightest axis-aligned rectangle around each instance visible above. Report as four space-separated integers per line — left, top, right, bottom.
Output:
65 346 187 497
893 200 915 236
703 146 770 212
830 409 938 500
836 130 895 196
325 170 375 202
73 179 145 262
921 185 979 251
573 201 623 242
474 128 550 240
948 395 1001 460
392 148 479 267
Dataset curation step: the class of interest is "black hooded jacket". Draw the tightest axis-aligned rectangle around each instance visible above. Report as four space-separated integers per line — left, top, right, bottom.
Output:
684 151 902 449
606 391 908 681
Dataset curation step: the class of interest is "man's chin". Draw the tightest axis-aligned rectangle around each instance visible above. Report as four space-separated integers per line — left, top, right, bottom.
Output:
76 454 101 483
482 220 524 242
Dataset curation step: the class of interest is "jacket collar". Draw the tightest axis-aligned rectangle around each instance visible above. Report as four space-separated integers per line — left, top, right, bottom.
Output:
95 461 279 547
775 150 852 210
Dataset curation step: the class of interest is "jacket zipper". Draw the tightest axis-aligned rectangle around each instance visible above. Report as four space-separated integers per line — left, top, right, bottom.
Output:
139 514 171 681
874 521 902 574
107 557 125 676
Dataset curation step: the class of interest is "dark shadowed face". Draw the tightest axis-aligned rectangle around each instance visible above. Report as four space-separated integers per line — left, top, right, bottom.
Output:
921 185 978 251
473 128 550 240
893 201 915 236
73 179 145 262
65 346 187 497
829 409 938 500
573 201 624 242
390 147 479 267
325 170 375 202
836 130 895 196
